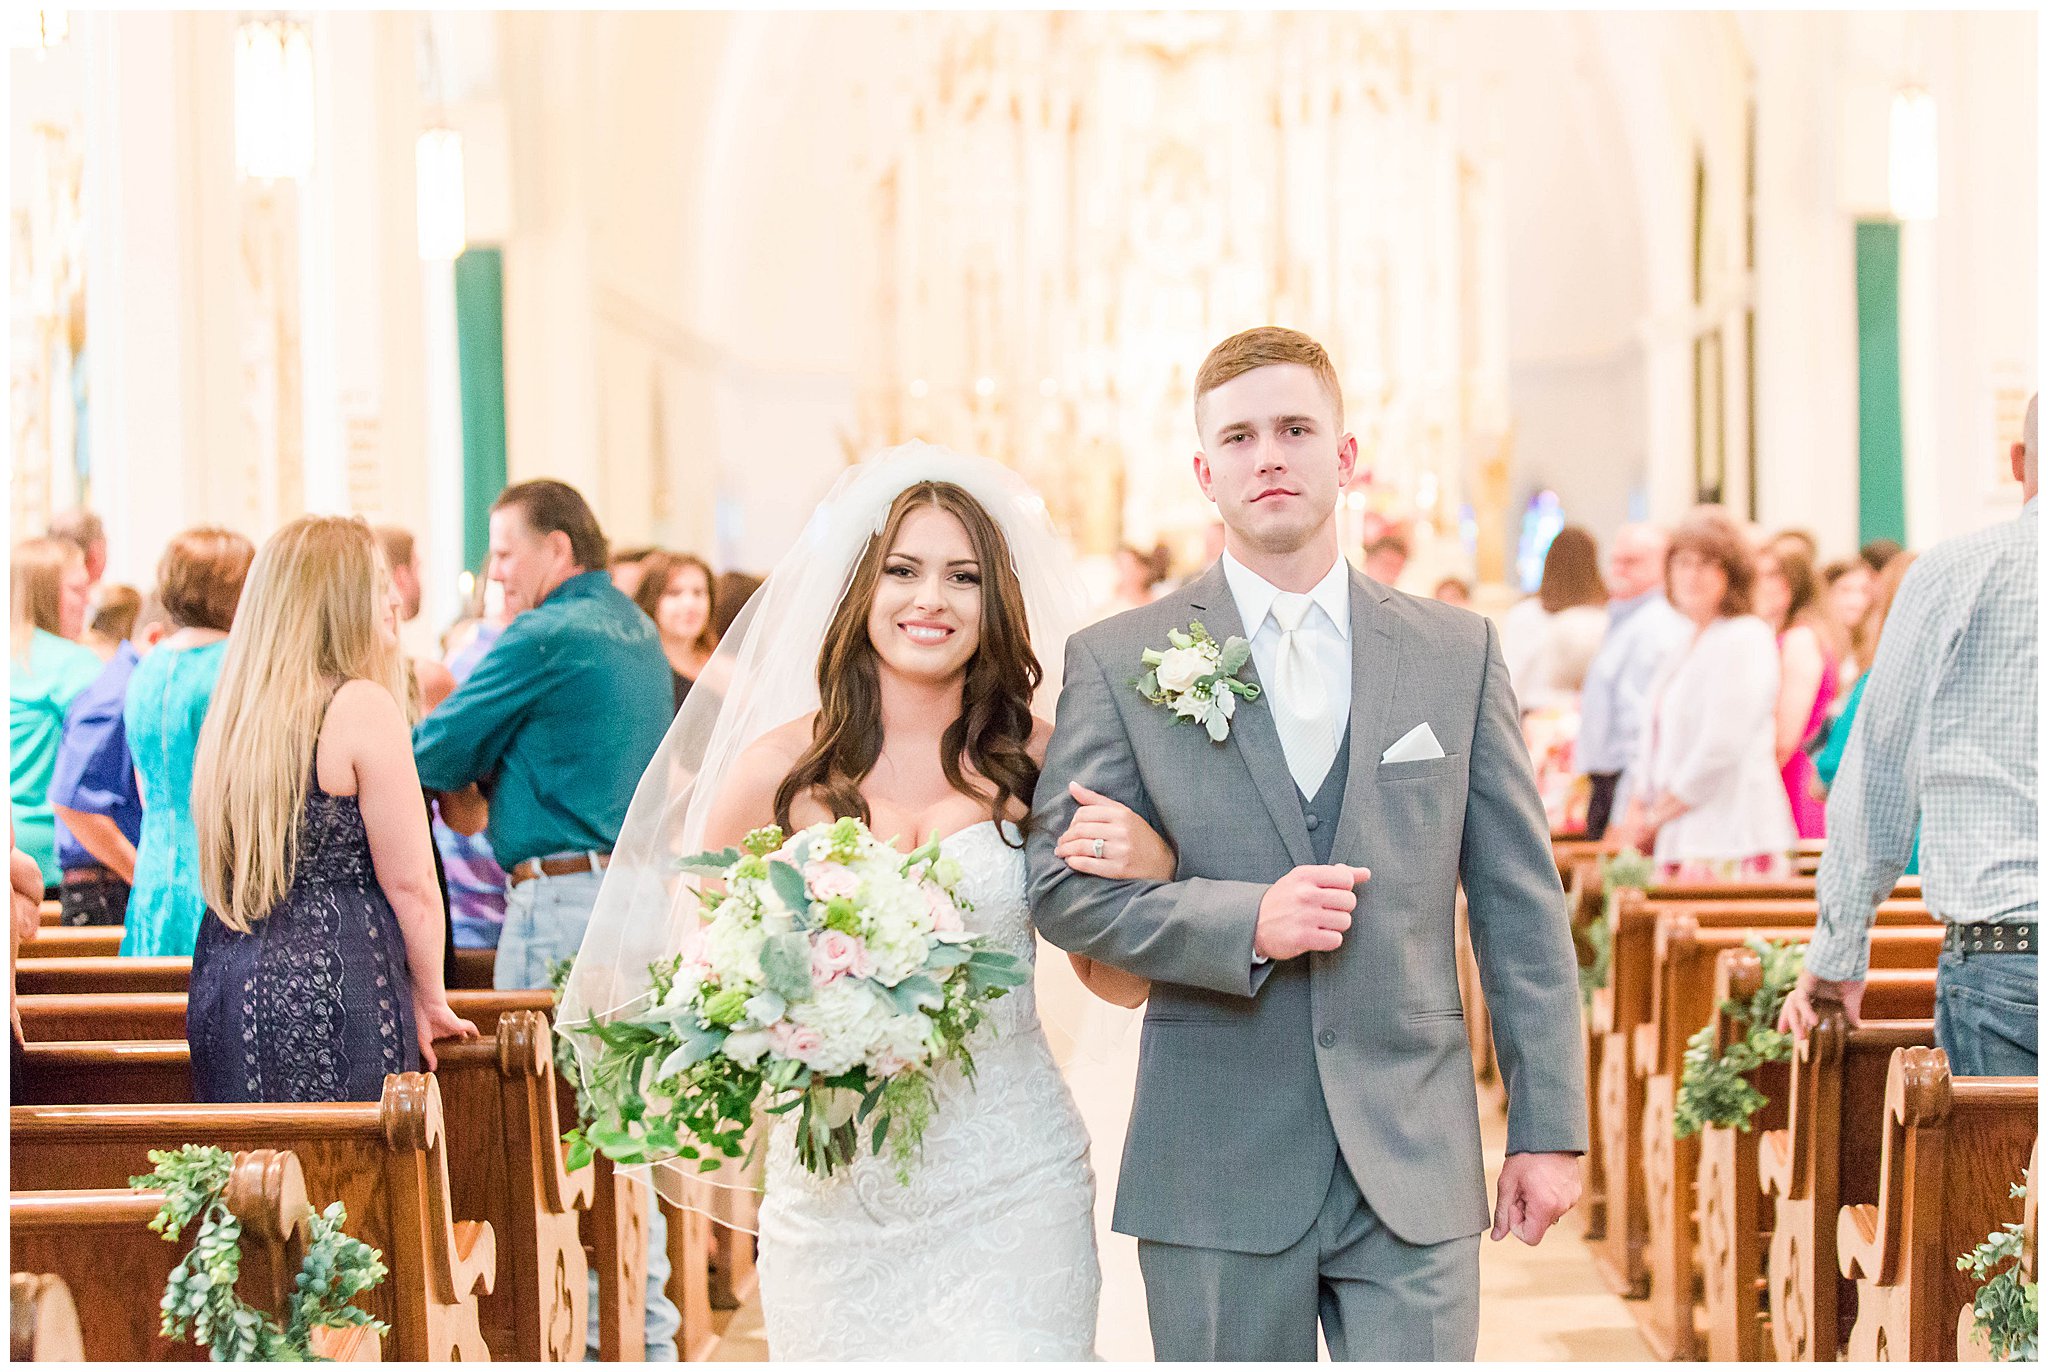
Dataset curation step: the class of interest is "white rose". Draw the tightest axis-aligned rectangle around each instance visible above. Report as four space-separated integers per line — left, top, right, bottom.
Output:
722 1027 773 1067
1153 644 1213 694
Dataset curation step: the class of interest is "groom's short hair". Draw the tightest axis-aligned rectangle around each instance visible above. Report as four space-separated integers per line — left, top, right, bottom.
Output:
1194 327 1344 430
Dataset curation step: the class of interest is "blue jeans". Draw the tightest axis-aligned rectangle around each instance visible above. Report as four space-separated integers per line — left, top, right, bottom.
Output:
496 870 681 1360
1934 947 2038 1077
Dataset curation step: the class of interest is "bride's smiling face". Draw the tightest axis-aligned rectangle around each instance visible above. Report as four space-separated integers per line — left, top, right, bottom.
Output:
866 504 984 684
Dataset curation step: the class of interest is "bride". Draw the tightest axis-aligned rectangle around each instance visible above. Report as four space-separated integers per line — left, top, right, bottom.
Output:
563 444 1168 1359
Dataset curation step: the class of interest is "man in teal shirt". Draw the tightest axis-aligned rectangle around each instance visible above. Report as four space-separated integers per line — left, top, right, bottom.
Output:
413 478 678 1356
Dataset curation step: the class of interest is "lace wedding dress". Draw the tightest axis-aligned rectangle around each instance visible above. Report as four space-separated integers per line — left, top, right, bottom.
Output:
756 819 1102 1360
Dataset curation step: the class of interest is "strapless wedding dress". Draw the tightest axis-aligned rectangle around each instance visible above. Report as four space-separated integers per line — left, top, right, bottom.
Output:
756 820 1102 1360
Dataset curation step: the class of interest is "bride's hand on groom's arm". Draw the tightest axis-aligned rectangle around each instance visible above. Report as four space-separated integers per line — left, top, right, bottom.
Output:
1490 1151 1582 1246
1054 782 1176 882
1067 952 1150 1008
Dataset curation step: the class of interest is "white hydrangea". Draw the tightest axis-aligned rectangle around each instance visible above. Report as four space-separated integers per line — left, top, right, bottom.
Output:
789 979 890 1077
702 916 767 990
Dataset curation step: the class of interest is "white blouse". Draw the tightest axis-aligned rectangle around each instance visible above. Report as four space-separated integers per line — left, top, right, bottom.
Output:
1634 614 1797 862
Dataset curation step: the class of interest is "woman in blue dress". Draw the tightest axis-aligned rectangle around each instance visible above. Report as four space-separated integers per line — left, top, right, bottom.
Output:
122 529 254 957
187 516 475 1103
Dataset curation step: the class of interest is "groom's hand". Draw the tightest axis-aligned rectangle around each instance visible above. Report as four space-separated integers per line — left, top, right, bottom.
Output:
1490 1151 1581 1246
1253 865 1369 960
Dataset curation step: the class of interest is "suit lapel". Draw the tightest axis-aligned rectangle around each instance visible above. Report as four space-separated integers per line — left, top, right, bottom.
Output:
1336 568 1402 845
1183 562 1315 868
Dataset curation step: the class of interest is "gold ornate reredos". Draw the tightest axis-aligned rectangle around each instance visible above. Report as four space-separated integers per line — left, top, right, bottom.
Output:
381 1071 441 1152
498 1010 549 1078
1889 1045 1954 1126
226 1148 311 1244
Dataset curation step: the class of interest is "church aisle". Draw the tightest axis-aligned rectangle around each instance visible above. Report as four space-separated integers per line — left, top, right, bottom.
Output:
714 1049 1651 1361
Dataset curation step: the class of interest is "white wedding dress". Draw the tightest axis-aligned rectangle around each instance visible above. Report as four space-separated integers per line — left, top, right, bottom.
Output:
756 819 1103 1360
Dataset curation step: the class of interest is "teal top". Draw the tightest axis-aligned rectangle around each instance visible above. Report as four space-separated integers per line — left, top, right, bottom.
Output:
122 639 230 956
1816 673 1920 875
413 571 672 868
10 631 109 886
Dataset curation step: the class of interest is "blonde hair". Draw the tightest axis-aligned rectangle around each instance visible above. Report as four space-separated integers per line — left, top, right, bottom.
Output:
12 537 82 656
1193 326 1345 431
194 516 410 932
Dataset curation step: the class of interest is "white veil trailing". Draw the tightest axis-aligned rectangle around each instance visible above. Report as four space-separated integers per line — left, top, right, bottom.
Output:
558 440 1129 1205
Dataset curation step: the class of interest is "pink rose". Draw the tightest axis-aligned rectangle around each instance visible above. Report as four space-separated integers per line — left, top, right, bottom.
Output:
869 1049 913 1078
927 887 964 934
803 861 861 902
678 927 711 967
769 1021 824 1064
811 929 870 986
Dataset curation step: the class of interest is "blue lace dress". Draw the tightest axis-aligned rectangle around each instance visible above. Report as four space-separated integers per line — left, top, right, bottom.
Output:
188 782 419 1102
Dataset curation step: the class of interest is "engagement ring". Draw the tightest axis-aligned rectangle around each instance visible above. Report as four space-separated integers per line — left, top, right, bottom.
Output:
1092 838 1105 859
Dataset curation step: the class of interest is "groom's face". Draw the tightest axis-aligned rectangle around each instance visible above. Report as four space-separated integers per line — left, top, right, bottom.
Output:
1193 364 1356 557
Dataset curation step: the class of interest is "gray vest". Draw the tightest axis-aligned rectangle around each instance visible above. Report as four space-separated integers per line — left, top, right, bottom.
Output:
1299 733 1352 865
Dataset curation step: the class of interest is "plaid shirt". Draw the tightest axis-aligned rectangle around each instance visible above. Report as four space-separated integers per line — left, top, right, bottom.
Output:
1808 500 2039 980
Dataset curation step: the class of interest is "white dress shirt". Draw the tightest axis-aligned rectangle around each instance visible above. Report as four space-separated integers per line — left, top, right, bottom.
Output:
1221 549 1353 767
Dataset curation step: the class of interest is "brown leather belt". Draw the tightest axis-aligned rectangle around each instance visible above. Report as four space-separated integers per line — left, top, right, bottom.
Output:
60 866 121 886
508 851 611 887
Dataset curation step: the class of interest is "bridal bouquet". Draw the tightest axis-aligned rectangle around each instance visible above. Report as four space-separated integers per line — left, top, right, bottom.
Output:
564 818 1029 1179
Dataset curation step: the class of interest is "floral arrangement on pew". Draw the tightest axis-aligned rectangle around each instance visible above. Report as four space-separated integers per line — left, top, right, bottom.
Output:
561 818 1028 1181
132 1145 386 1361
1673 937 1803 1138
1578 846 1654 1007
1960 1177 2037 1362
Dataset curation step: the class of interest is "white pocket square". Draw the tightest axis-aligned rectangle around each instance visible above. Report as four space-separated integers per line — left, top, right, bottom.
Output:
1381 723 1446 765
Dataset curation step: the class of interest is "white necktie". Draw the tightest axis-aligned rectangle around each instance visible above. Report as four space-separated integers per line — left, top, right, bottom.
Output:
1269 592 1338 795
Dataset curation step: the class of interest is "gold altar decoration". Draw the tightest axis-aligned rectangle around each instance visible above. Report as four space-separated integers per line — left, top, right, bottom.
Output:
10 120 87 540
852 12 1509 557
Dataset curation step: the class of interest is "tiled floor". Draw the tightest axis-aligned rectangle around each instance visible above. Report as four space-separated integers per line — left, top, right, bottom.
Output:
711 1059 1651 1362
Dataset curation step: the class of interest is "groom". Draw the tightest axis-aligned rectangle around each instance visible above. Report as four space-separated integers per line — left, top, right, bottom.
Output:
1028 327 1586 1360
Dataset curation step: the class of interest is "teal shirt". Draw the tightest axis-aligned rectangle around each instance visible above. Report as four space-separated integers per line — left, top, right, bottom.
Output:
10 630 108 886
122 639 231 956
413 571 672 868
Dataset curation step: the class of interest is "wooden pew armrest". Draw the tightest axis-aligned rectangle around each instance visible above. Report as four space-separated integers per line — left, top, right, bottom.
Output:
1836 1201 1882 1280
449 1219 497 1298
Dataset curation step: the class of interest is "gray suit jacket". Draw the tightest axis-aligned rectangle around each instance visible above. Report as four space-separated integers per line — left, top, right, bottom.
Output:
1027 560 1587 1252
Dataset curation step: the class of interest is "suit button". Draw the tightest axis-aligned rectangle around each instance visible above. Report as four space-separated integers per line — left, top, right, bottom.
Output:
1305 813 1320 831
1317 1029 1337 1049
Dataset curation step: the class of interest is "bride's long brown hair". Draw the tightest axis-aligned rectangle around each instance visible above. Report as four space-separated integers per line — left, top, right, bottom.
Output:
774 481 1042 845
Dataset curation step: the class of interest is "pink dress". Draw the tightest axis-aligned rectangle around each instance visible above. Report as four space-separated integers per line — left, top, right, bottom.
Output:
1779 634 1837 839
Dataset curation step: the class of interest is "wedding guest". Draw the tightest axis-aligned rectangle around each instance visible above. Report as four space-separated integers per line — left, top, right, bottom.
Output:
1363 533 1409 587
187 516 475 1103
1784 396 2038 1076
1771 527 1819 564
47 508 108 588
632 551 721 712
711 571 762 641
374 526 455 710
1822 558 1876 685
412 479 678 1357
608 545 660 601
84 582 140 659
1094 544 1170 621
48 594 171 926
1500 526 1609 713
1611 508 1795 879
1755 539 1838 839
10 538 102 891
1859 538 1903 575
123 528 255 957
1575 523 1690 840
1815 552 1921 873
10 831 41 1098
433 604 511 952
1432 576 1472 608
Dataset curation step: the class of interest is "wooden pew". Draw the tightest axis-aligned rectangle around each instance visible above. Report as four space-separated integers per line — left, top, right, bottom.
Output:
11 1073 495 1360
9 1273 84 1361
1633 918 1938 1359
15 986 553 1043
1956 1141 2035 1362
14 946 497 993
1759 1008 1938 1361
15 926 122 958
16 1012 597 1362
10 1149 378 1362
1837 1047 2035 1361
1587 893 1930 1297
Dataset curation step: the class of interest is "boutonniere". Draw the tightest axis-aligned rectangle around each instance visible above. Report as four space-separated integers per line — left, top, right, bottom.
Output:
1135 621 1262 742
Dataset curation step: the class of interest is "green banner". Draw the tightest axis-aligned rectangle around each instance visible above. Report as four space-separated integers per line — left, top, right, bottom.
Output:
454 248 508 575
1854 220 1907 547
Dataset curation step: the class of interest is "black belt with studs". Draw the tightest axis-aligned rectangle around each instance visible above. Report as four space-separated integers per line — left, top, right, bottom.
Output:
1943 922 2037 955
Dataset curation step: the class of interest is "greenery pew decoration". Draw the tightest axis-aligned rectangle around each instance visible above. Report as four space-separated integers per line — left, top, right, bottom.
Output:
1673 937 1803 1139
1960 1177 2037 1362
1578 847 1653 1006
131 1145 386 1361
